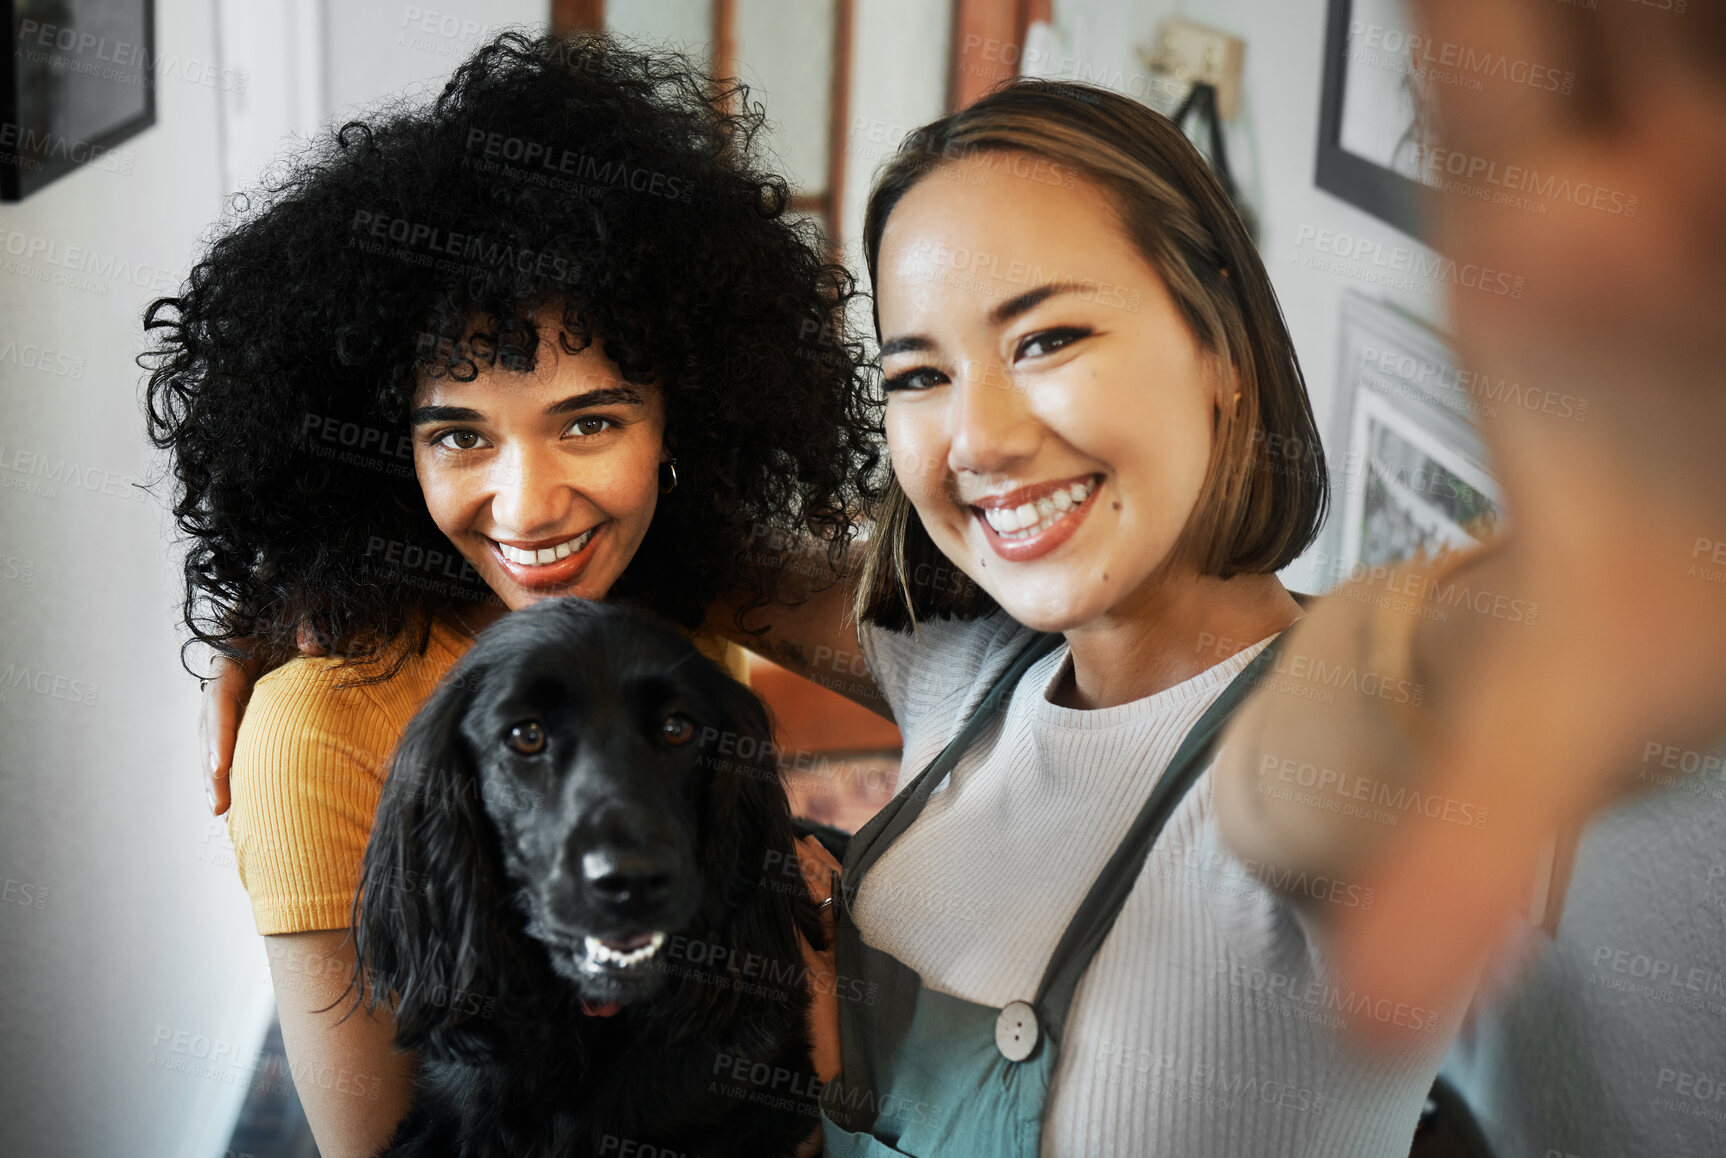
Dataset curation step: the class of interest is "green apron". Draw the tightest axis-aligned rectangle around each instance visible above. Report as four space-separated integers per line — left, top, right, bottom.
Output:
818 633 1284 1157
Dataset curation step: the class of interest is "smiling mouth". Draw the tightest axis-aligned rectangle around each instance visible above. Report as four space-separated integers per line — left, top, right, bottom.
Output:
974 474 1100 540
487 526 605 591
494 527 597 566
580 931 666 973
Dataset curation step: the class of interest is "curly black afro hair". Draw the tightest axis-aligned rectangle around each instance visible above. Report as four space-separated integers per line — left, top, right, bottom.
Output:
144 30 880 674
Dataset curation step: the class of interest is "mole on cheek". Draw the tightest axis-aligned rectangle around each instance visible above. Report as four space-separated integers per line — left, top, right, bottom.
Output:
1112 501 1121 511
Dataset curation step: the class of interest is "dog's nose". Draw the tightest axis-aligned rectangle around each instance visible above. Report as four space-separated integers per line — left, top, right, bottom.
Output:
581 849 676 908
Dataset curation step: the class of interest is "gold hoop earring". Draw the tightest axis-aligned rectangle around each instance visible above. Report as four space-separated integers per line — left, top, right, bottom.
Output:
658 457 679 494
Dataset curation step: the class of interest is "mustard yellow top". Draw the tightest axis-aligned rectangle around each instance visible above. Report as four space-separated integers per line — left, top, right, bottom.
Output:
227 615 750 935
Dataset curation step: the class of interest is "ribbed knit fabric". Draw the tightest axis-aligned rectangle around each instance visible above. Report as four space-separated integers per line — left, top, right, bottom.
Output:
853 610 1453 1158
227 618 748 935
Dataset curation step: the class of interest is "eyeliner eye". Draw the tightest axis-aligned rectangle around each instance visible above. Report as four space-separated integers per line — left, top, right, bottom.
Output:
506 721 546 755
661 714 695 746
1015 327 1089 360
883 367 948 393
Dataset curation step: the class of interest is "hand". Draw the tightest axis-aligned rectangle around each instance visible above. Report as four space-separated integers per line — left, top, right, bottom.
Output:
1335 0 1726 1032
200 654 256 817
199 624 327 815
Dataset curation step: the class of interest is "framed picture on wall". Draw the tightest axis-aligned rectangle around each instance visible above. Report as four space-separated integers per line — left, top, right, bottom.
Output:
2 0 157 201
1337 389 1501 569
1314 0 1431 239
1322 291 1502 578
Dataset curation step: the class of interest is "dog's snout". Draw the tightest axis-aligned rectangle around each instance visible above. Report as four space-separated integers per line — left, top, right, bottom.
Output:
582 849 677 907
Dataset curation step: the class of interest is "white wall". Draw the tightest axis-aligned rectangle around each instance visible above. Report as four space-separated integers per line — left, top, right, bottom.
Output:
0 3 539 1155
607 0 712 55
325 0 545 122
838 0 951 261
0 4 267 1155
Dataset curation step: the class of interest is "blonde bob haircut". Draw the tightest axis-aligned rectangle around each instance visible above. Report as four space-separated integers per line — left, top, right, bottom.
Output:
855 79 1328 631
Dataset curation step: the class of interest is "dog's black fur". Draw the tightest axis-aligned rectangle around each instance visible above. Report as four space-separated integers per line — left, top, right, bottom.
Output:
351 599 826 1157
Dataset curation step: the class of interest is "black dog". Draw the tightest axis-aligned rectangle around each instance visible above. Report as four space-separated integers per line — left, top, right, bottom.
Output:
351 599 827 1157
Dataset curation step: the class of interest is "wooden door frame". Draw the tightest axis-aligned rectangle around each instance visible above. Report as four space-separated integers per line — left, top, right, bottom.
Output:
551 0 604 34
950 0 1050 112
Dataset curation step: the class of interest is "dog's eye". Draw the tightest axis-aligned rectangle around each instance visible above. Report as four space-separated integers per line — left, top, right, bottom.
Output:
661 714 695 746
505 720 546 755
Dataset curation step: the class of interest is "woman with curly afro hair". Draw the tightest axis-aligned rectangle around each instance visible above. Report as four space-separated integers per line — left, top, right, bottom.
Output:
145 31 878 1154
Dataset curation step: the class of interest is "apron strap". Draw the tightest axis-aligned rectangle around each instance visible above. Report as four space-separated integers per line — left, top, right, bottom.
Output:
839 630 1065 907
1032 637 1285 1046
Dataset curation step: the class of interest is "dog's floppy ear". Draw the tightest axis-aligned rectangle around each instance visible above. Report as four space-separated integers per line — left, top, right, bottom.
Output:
352 661 516 1060
670 670 819 1037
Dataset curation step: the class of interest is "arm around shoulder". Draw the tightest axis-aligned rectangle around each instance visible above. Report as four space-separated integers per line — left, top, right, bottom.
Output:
704 538 892 719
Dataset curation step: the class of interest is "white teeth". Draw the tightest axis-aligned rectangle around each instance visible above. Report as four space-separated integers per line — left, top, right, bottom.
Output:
980 478 1098 540
496 527 594 567
582 931 666 970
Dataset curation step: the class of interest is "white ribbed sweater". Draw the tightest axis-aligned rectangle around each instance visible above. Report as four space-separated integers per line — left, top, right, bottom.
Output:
852 611 1451 1157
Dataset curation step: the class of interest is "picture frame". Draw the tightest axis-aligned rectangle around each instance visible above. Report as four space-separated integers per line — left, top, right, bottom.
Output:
2 0 157 201
1314 0 1429 239
1320 291 1502 578
1336 388 1502 570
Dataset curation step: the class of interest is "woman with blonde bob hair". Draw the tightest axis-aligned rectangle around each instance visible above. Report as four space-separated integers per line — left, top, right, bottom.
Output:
807 80 1453 1156
853 82 1325 630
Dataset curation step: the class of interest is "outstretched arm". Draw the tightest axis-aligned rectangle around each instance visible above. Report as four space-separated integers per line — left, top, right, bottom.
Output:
1219 0 1726 1040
